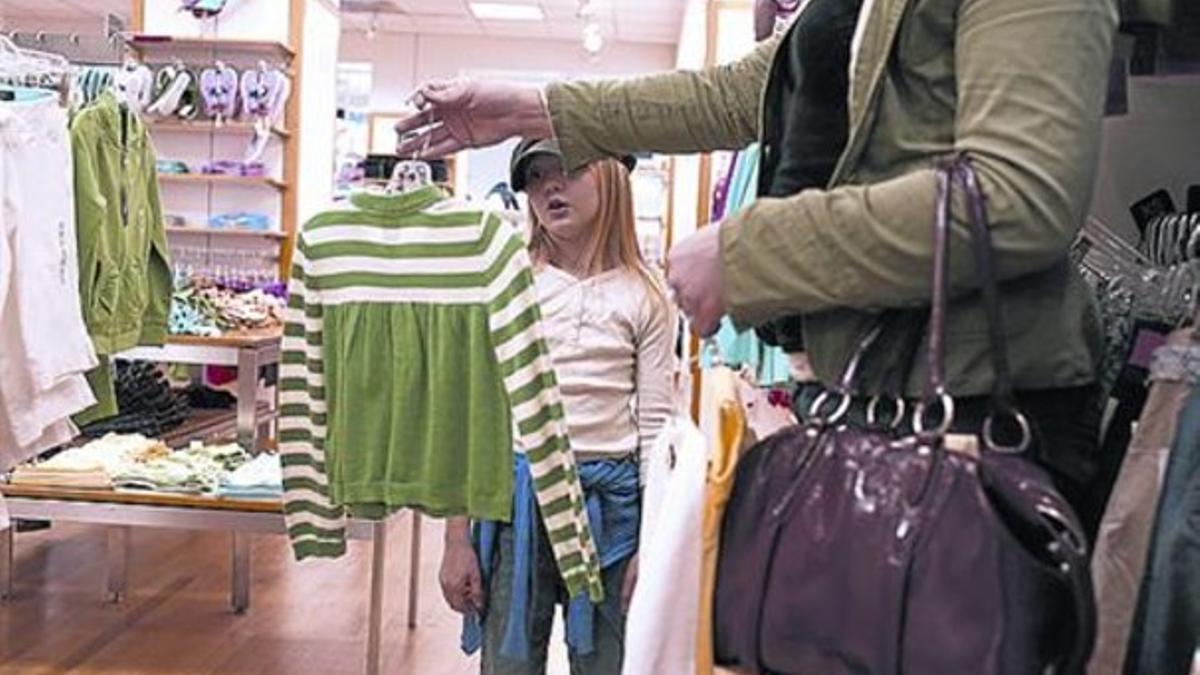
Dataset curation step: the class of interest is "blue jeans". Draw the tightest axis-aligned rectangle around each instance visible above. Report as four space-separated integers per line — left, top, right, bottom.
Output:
480 524 630 675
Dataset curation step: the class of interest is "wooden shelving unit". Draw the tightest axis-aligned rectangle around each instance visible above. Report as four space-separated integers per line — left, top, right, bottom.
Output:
166 226 287 240
148 119 291 139
158 173 288 191
126 35 295 61
165 329 283 349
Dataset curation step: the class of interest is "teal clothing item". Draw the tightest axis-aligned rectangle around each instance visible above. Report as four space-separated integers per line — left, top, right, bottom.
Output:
280 187 603 601
71 91 171 423
703 145 791 386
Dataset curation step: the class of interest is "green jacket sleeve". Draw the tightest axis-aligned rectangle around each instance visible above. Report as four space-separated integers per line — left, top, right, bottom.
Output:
138 139 171 346
545 35 780 171
720 0 1118 326
71 123 106 332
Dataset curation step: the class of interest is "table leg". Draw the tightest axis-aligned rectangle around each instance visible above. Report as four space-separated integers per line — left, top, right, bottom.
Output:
367 519 388 675
1 525 13 601
236 347 260 450
407 511 422 629
106 526 131 603
231 531 252 614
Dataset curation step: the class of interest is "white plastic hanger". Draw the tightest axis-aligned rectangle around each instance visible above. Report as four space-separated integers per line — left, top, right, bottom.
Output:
387 108 435 193
0 34 69 85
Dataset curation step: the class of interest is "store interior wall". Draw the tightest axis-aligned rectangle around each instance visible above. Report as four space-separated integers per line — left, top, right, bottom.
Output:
667 0 711 251
339 31 675 113
1091 78 1200 241
299 1 342 223
338 30 673 202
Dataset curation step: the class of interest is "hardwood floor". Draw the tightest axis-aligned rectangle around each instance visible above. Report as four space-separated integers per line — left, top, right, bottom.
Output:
0 513 570 674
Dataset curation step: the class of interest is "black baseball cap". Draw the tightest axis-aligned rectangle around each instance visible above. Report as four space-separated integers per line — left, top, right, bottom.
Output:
509 138 637 192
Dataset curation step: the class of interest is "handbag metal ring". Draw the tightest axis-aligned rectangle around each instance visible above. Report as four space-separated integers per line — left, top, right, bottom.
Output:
808 390 851 425
982 410 1032 454
912 392 955 436
866 395 907 430
1036 502 1087 557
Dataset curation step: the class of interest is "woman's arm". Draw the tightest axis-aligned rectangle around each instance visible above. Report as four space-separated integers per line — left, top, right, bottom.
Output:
634 288 678 484
546 35 781 172
718 0 1118 327
396 36 779 166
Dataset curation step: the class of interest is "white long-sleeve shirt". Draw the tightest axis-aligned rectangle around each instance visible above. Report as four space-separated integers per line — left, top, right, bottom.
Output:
535 265 676 482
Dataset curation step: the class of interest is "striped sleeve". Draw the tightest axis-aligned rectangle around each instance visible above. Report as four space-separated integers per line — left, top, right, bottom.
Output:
484 215 604 602
280 238 347 560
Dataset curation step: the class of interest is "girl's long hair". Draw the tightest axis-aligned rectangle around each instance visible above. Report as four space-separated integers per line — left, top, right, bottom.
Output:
527 158 666 302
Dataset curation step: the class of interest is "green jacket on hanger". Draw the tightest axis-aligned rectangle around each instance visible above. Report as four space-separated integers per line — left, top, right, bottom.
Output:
71 90 171 355
70 91 171 424
546 0 1118 397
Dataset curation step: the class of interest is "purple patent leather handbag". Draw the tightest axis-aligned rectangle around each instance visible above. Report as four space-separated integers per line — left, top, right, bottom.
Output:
714 157 1096 675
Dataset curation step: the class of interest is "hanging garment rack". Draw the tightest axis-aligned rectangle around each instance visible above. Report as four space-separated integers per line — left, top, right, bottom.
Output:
6 31 126 67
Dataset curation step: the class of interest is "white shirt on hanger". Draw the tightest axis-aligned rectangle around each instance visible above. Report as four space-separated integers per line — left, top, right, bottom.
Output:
623 415 708 675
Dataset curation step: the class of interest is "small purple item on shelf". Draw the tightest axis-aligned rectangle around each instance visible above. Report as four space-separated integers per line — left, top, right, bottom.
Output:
201 159 239 175
200 160 266 177
239 162 266 177
200 64 238 118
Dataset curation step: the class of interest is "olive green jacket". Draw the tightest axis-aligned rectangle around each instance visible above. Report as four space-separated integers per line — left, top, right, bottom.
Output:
547 0 1118 397
71 91 172 355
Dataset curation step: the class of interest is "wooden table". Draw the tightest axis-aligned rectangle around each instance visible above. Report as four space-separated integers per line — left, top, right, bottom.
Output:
0 485 422 675
2 329 426 674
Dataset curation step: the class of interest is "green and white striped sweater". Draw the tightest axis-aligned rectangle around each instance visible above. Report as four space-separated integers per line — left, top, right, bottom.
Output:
280 186 603 601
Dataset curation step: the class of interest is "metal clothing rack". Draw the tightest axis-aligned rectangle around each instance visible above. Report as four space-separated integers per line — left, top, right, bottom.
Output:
6 31 125 67
5 13 128 66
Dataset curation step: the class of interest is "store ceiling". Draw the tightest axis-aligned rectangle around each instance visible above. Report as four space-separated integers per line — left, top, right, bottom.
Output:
341 0 686 45
1 0 685 46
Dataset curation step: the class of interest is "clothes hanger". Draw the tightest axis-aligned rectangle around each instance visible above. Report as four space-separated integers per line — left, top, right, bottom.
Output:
388 109 435 193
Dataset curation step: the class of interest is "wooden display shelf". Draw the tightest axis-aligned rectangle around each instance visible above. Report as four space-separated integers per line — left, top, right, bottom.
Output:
0 483 283 513
166 329 282 349
126 35 295 61
166 226 287 241
158 173 287 191
148 119 291 139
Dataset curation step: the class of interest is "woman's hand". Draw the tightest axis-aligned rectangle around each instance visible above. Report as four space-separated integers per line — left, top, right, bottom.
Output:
621 554 639 614
440 518 485 615
394 78 554 159
666 223 727 338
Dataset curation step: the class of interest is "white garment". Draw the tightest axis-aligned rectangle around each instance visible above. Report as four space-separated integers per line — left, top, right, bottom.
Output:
623 415 708 675
535 265 675 481
0 90 96 459
0 416 79 475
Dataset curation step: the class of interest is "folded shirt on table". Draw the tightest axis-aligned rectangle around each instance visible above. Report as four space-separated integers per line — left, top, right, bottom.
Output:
217 453 282 499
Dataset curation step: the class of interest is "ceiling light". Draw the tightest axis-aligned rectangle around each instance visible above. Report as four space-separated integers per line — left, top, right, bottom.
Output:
469 3 545 21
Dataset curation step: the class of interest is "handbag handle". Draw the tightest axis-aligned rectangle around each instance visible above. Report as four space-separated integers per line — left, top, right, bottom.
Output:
916 155 1031 452
815 155 1031 453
